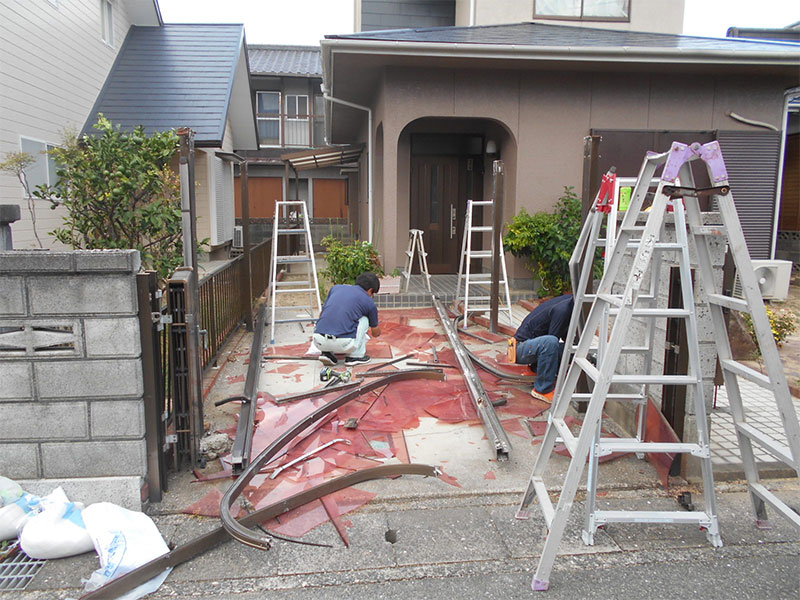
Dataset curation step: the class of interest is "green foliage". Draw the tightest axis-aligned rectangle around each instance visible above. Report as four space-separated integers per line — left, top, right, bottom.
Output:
321 236 383 285
742 308 797 358
35 115 183 283
503 186 584 296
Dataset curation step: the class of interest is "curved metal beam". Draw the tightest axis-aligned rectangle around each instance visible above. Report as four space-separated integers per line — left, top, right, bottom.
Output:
220 369 446 549
80 464 440 600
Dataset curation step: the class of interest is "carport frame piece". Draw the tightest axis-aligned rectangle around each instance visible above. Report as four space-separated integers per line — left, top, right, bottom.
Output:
79 463 440 600
220 369 447 549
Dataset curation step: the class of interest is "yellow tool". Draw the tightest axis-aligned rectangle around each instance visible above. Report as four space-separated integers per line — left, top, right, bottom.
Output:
507 337 517 363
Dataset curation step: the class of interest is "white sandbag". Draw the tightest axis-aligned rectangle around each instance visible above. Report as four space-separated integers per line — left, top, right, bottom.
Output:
0 487 68 541
81 503 172 600
20 501 94 559
0 476 23 507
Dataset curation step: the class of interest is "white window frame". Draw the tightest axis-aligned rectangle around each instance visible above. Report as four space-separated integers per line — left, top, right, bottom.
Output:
286 95 309 121
533 0 630 22
100 0 114 47
19 136 59 195
256 91 281 148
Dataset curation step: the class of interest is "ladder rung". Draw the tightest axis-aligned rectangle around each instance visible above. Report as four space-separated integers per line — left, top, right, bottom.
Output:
571 346 651 354
272 305 316 311
552 418 577 456
749 482 800 528
575 357 599 381
596 439 707 456
276 229 307 234
735 422 796 467
692 225 726 236
273 317 318 324
612 374 699 385
468 251 492 258
720 359 772 389
470 226 493 232
609 308 691 317
471 201 494 206
573 393 645 401
276 280 312 286
592 510 715 526
625 242 684 250
531 477 555 529
621 224 646 232
596 293 623 307
276 256 312 264
707 294 748 311
275 288 317 294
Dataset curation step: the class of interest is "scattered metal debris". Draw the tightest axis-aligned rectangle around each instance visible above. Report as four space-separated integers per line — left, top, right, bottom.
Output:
220 370 446 550
269 438 351 479
80 464 441 599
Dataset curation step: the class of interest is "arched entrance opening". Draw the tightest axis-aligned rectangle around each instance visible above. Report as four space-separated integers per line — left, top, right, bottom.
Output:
398 117 516 274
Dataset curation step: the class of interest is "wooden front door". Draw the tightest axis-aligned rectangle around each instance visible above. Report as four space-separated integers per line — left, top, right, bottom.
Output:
410 156 464 273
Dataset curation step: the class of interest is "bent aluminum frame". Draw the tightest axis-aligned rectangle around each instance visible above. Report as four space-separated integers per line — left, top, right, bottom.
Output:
220 369 446 549
433 295 512 461
79 463 439 600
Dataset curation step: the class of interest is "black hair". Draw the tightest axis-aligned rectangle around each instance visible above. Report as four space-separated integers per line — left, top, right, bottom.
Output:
355 272 380 294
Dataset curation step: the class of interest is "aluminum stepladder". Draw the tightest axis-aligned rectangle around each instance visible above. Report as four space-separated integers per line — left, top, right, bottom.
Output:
268 200 322 344
455 199 513 327
402 229 432 293
515 140 800 592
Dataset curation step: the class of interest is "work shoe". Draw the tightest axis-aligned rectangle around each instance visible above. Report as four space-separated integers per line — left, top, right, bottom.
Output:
319 351 338 366
345 354 371 365
531 388 555 404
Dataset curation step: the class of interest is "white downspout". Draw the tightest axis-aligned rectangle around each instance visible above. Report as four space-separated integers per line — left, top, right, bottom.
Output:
470 0 476 25
771 86 800 259
323 93 373 244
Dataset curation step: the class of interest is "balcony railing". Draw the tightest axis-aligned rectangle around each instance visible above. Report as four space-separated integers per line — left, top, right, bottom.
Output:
258 114 325 148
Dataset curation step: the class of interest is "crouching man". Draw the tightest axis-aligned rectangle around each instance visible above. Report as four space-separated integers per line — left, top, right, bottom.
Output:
313 272 381 366
513 294 573 403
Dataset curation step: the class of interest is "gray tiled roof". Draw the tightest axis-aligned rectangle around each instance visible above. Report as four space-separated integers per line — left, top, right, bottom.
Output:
248 45 322 77
326 21 800 53
81 24 247 145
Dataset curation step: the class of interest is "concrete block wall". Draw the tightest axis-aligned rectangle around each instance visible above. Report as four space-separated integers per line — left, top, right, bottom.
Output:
605 213 726 481
0 250 146 508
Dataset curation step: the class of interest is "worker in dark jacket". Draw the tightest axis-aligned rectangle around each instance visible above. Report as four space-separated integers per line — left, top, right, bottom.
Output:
513 294 573 403
313 272 381 366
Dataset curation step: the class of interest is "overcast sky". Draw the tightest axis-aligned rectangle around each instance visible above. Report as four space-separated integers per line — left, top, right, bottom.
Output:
157 0 799 45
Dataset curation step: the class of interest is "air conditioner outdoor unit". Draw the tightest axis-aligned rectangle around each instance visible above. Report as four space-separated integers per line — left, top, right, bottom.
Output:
233 225 244 248
733 259 792 301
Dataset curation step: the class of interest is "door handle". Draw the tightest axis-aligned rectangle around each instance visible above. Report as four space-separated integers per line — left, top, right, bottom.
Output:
450 204 456 239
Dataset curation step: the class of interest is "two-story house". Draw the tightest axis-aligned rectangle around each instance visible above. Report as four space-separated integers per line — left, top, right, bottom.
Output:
325 0 799 273
236 45 354 245
0 1 258 259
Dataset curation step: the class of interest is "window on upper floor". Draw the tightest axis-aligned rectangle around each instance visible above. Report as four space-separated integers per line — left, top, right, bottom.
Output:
256 91 281 147
20 137 59 193
100 0 114 46
285 95 310 147
534 0 630 21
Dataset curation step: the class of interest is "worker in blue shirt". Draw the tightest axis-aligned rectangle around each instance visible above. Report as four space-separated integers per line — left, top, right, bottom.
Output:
513 294 573 403
313 272 381 366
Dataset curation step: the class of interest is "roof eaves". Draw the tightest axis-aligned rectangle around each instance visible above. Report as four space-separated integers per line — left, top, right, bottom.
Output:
320 37 800 66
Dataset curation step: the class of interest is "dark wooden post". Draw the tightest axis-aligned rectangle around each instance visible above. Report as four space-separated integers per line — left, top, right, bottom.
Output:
489 160 504 333
240 161 253 331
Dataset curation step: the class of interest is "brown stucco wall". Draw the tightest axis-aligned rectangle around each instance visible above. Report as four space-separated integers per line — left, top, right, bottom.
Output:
368 65 791 273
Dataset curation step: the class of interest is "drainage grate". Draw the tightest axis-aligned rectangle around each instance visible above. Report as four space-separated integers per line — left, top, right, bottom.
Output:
0 542 46 592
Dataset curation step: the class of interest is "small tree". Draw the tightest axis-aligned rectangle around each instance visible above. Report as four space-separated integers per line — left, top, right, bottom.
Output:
503 186 584 296
0 151 53 247
36 115 184 282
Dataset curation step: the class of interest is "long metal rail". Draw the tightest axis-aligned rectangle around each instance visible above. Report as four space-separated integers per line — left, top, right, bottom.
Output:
432 295 512 461
229 303 267 473
79 463 440 600
220 369 446 549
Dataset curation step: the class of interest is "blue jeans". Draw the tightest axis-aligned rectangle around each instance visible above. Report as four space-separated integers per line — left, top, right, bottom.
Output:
313 316 370 358
516 335 564 394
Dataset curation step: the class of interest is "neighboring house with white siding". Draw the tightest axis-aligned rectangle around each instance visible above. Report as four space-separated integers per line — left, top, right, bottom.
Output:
0 1 258 258
0 0 160 249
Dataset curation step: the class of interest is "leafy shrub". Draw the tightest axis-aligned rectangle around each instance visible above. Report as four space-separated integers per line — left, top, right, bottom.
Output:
503 186 584 296
321 236 383 286
742 308 797 357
